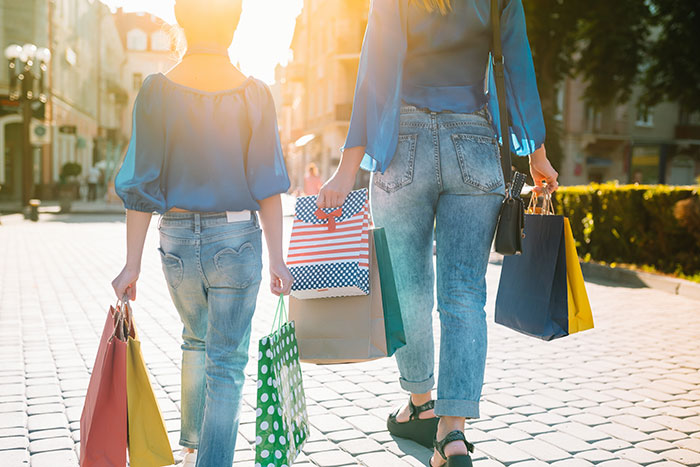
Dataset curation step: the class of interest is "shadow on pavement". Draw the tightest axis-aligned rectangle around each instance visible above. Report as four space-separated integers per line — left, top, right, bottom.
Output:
389 435 431 466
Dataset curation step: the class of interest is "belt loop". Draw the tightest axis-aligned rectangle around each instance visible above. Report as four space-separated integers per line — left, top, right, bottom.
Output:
157 214 163 230
252 211 259 228
194 213 201 234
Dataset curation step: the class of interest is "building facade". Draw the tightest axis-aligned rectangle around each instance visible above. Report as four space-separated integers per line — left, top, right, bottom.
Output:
0 0 132 204
277 0 369 193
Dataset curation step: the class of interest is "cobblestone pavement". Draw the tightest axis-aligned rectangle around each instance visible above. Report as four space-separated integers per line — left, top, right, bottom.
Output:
1 213 700 467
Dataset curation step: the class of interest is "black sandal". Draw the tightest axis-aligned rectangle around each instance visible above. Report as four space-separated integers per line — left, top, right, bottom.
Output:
386 399 439 449
429 430 475 467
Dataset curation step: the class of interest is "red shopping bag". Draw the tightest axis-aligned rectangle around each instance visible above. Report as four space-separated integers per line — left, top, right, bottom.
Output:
80 305 128 466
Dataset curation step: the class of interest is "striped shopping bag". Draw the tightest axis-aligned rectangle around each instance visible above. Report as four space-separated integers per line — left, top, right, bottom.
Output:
288 189 370 299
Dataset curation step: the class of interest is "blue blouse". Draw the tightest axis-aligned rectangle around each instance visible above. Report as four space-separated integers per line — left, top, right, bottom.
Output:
115 73 290 213
345 0 545 173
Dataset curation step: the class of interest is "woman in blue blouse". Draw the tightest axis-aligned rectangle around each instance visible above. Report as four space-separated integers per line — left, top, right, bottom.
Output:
318 0 559 465
111 1 292 466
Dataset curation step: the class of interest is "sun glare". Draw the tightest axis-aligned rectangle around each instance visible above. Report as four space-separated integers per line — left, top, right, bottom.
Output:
102 0 303 83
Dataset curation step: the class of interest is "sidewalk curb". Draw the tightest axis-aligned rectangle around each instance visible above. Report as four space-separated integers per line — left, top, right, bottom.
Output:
489 253 700 302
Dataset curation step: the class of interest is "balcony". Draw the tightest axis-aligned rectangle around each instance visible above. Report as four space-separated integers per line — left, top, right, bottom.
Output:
675 124 700 140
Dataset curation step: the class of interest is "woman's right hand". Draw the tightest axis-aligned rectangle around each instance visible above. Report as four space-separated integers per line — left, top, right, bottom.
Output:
112 264 139 301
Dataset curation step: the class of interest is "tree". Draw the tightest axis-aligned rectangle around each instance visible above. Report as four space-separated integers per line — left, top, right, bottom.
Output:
641 0 700 113
521 0 651 170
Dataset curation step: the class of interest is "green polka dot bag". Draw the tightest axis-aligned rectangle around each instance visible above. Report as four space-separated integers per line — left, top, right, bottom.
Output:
255 296 309 467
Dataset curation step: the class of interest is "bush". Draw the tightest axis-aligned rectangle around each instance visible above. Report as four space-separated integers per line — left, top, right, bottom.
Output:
552 183 700 277
60 162 82 181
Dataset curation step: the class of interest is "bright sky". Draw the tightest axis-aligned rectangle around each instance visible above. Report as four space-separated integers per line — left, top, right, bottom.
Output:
101 0 304 83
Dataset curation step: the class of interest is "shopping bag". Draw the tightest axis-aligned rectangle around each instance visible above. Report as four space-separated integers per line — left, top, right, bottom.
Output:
289 228 405 364
125 302 174 467
288 188 370 299
373 228 406 356
495 196 594 340
563 218 594 333
255 296 309 466
80 305 128 467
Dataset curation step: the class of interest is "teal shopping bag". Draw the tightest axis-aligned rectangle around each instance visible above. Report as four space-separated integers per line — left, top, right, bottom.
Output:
373 228 406 356
255 296 309 466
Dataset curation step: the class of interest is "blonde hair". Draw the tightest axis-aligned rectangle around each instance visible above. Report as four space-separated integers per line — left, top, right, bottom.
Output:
414 0 452 14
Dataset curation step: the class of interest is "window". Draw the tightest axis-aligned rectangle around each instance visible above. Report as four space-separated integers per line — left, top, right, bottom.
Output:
151 31 170 52
133 73 143 91
636 106 654 127
127 29 147 51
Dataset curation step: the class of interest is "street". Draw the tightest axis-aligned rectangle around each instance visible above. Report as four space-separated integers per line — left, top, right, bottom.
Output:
1 213 699 467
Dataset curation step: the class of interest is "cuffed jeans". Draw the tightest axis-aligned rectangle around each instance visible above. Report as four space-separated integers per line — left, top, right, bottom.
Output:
158 212 262 467
371 105 505 419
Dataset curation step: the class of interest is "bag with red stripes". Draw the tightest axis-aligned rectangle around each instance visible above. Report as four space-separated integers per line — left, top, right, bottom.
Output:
288 188 370 299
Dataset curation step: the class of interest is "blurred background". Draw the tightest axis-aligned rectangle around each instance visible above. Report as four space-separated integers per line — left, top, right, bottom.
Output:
0 0 698 209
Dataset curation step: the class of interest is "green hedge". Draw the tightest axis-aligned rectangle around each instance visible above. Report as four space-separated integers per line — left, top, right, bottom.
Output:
552 183 700 277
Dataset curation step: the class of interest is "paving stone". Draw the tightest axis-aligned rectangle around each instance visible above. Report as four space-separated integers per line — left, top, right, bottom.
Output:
555 422 611 443
652 430 687 442
510 421 555 436
616 447 665 464
597 461 645 467
673 437 700 453
551 460 594 467
574 449 618 463
26 414 68 432
26 404 63 416
28 437 74 454
593 438 634 452
308 449 358 466
536 432 595 454
28 449 78 466
662 448 700 464
0 427 28 438
358 451 412 467
1 413 27 429
490 428 531 443
344 415 386 434
0 436 29 450
637 439 676 453
0 449 30 465
513 439 571 462
477 440 534 464
339 437 384 455
326 429 364 442
648 416 700 434
309 413 352 433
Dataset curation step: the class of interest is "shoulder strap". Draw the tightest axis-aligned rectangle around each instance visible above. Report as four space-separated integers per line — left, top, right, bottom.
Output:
491 0 512 186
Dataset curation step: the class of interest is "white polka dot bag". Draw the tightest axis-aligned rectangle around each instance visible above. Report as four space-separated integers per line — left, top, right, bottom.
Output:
255 296 309 467
288 188 370 299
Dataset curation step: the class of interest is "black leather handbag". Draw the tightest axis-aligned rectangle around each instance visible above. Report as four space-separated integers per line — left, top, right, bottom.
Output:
491 0 527 255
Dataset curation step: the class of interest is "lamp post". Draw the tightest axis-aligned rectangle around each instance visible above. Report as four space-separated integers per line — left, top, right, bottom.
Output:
4 43 51 211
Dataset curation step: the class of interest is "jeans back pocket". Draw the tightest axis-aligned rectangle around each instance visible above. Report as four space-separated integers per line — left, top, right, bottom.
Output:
158 248 184 289
213 242 262 289
374 134 418 193
451 134 504 192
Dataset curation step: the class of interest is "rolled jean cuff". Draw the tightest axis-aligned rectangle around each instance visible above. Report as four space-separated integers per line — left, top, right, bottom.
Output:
399 375 435 394
179 438 198 450
434 399 480 419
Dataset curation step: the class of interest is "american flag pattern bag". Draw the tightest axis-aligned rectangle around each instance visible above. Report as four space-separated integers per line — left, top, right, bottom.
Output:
288 189 370 299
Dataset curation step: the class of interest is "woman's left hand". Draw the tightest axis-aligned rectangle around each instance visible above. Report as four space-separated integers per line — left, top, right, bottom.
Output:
112 264 139 301
269 260 293 296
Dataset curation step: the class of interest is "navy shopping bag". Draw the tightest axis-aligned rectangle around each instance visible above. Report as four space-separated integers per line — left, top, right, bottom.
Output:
495 214 569 340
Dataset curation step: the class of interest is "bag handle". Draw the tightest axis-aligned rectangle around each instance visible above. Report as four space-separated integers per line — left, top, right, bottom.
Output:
270 295 288 334
490 0 513 188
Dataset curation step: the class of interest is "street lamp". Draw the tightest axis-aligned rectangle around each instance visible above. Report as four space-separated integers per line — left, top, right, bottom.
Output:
5 42 51 211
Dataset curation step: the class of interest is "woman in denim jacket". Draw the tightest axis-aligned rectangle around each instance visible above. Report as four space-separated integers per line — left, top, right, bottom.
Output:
318 0 559 465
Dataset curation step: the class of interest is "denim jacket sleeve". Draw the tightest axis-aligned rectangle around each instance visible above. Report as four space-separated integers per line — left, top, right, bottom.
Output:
115 75 167 213
344 0 408 173
487 0 546 156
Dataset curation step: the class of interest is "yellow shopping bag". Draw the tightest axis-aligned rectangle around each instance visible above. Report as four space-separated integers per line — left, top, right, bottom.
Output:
126 326 175 467
564 218 594 334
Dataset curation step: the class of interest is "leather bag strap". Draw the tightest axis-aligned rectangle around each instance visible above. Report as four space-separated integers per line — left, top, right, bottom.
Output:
491 0 513 186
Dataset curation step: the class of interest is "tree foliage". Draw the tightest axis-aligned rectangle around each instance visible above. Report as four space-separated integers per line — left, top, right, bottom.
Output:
520 0 695 170
641 0 700 113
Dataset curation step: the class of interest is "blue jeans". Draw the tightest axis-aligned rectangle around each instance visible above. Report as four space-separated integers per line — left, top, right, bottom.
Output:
370 105 505 419
158 212 263 467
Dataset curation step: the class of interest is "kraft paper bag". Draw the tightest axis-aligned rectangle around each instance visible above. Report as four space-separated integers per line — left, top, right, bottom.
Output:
290 231 387 364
